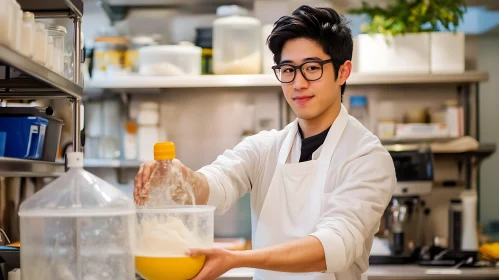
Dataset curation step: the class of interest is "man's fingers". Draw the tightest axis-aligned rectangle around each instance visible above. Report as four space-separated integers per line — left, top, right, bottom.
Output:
185 248 211 257
141 161 155 186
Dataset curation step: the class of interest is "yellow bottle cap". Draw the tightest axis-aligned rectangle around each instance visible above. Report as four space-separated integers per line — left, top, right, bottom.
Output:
154 142 176 160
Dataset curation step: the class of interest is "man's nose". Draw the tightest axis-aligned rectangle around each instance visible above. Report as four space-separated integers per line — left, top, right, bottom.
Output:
293 70 309 90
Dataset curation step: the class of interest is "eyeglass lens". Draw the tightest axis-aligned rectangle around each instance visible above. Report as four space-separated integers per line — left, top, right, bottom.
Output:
274 62 324 83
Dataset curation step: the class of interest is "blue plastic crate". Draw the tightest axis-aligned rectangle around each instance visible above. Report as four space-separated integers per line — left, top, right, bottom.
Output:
0 116 49 160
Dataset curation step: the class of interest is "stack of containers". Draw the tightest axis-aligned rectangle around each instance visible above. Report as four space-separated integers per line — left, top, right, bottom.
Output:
0 0 70 78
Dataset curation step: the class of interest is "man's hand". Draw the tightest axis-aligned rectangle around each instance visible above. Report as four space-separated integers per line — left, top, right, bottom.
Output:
133 159 211 206
133 160 156 205
186 248 238 280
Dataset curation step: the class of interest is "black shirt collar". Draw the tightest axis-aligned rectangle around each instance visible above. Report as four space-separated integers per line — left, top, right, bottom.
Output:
297 124 331 162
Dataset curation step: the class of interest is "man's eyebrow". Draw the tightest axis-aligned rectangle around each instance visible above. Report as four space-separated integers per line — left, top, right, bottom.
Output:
279 57 323 64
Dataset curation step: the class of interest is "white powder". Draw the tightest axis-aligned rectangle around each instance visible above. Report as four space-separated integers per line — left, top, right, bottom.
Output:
136 215 203 257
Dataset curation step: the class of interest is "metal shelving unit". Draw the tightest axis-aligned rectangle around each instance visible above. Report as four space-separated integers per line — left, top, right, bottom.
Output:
0 0 84 178
0 157 64 177
85 71 489 91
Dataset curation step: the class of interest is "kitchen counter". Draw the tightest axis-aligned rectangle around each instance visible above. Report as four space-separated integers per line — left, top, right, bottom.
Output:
220 265 499 280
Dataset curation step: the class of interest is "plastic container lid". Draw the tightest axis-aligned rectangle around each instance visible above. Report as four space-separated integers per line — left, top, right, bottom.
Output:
45 23 67 35
350 95 367 107
23 12 35 21
18 152 135 217
216 5 249 17
139 44 202 56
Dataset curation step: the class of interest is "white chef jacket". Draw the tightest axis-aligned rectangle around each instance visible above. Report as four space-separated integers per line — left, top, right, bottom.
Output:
198 109 396 278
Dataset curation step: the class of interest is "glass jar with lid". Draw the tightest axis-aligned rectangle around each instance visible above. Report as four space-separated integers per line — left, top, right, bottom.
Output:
213 5 262 75
92 37 129 78
47 24 67 75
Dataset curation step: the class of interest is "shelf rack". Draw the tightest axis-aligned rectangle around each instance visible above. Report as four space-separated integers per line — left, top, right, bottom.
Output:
0 0 84 177
85 71 489 91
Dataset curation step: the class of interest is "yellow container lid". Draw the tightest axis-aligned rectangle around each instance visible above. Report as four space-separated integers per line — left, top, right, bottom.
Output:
154 142 176 160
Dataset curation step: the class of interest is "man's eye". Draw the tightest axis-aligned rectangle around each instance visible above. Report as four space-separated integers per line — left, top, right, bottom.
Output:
282 68 294 73
306 66 320 71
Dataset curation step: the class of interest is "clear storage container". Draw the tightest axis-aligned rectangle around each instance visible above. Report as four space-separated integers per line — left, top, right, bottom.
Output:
33 22 47 65
46 36 54 70
138 44 202 76
20 12 35 57
10 0 22 51
213 5 262 74
0 0 13 46
18 152 136 280
135 206 215 280
47 24 67 75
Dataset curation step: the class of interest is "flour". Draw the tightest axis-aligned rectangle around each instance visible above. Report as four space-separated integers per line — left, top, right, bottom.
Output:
136 215 202 257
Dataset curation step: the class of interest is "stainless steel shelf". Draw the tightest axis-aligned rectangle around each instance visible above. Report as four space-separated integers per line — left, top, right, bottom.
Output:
85 71 489 92
18 0 84 17
0 157 64 177
83 159 142 168
0 44 83 99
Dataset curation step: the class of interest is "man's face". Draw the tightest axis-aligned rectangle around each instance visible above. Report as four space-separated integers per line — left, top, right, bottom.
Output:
278 38 347 121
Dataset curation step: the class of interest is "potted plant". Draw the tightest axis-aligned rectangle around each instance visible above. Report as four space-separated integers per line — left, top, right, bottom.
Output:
349 0 467 73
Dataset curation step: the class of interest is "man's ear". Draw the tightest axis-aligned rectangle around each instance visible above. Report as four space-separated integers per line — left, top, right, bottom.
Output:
339 61 352 85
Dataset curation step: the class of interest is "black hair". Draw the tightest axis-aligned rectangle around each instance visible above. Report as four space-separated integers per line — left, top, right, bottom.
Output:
267 5 353 97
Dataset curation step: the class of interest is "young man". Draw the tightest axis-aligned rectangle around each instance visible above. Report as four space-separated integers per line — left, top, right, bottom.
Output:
134 5 396 280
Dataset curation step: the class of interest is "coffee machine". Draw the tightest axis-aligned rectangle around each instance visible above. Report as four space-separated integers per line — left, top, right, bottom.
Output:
370 144 434 264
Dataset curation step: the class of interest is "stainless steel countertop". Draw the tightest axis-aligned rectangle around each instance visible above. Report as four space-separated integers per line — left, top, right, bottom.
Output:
220 265 499 279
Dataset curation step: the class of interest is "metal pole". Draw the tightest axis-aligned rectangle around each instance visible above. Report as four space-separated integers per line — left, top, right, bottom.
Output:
73 16 82 87
72 98 81 152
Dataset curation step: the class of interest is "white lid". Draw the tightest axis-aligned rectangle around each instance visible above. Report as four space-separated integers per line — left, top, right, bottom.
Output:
216 5 248 17
18 155 135 217
23 12 35 21
132 36 158 45
139 44 202 55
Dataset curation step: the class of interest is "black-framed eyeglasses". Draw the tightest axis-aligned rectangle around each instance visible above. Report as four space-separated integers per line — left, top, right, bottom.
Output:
271 59 333 83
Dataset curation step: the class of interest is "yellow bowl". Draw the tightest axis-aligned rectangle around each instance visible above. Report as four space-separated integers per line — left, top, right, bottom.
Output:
136 255 206 280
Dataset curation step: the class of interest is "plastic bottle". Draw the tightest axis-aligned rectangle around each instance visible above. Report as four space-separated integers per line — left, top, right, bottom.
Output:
349 95 370 130
20 12 35 58
460 191 479 251
143 142 195 206
18 152 136 280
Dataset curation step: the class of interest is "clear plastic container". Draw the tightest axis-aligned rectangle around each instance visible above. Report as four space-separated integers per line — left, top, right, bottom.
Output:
0 0 13 46
33 22 47 65
18 152 136 280
349 95 370 130
47 24 67 75
10 0 22 51
46 36 54 70
135 206 215 280
138 44 202 76
213 5 262 74
20 12 35 57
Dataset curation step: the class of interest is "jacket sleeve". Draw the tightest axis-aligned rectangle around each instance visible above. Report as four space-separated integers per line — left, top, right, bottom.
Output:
309 147 396 273
197 131 275 213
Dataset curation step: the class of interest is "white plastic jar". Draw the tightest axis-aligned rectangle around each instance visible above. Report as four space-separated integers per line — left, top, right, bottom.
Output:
33 22 48 65
20 12 35 57
47 24 67 74
213 5 262 75
0 0 13 46
46 36 54 70
10 0 22 50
